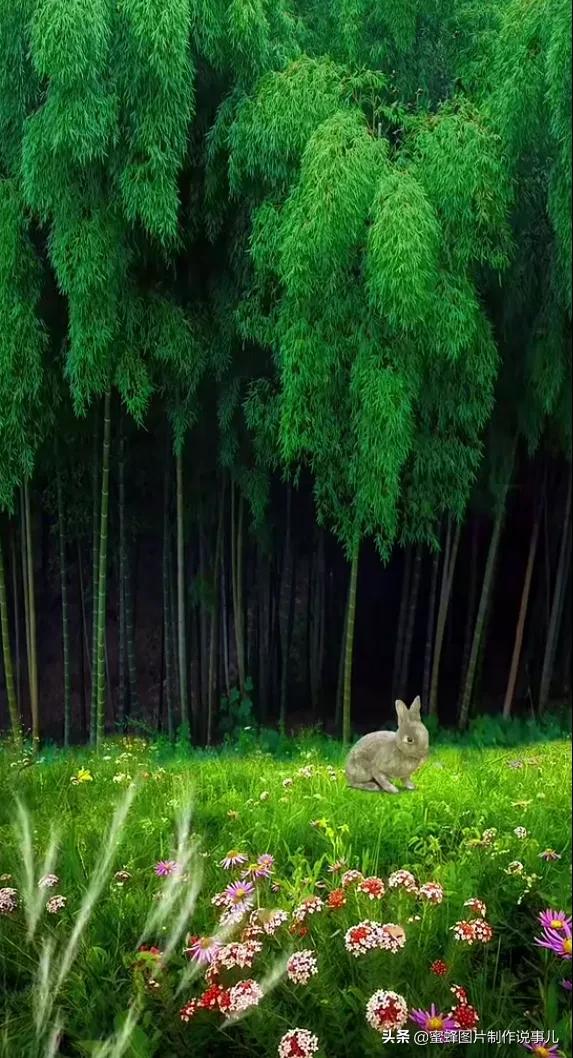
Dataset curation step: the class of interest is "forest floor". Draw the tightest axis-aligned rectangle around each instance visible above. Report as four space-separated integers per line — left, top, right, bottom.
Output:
0 735 571 1058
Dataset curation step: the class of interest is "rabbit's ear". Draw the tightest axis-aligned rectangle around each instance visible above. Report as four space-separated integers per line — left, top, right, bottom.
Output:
409 696 421 718
395 700 408 724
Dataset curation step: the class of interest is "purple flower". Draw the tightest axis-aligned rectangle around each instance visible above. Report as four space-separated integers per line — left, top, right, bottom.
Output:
154 860 180 877
538 910 572 933
410 1004 458 1038
561 979 572 991
184 935 222 965
535 925 572 960
224 880 256 911
257 853 275 873
523 1041 563 1056
538 849 562 862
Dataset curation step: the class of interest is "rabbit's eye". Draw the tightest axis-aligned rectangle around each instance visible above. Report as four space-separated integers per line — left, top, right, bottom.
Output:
404 736 414 744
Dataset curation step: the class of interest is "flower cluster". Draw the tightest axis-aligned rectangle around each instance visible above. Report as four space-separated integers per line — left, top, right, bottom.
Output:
292 897 323 924
535 910 572 960
366 990 409 1032
0 887 18 915
388 870 418 892
358 876 385 900
278 1029 319 1057
418 882 444 904
287 949 318 985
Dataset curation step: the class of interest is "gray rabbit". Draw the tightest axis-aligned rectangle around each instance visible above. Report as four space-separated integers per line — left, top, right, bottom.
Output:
344 696 429 793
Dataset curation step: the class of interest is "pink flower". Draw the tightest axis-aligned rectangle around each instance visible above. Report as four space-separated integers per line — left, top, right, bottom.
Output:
410 1003 458 1037
184 935 222 965
341 869 364 888
154 860 179 877
257 853 275 873
464 897 487 917
358 876 385 900
226 978 264 1016
388 869 418 893
0 888 19 914
46 895 67 914
451 920 477 944
286 950 318 985
223 880 256 911
539 849 561 862
538 910 572 933
379 923 407 953
216 940 262 970
418 881 444 904
219 849 248 870
292 896 323 924
366 990 409 1032
344 921 384 957
473 919 494 943
278 1028 319 1058
179 999 200 1022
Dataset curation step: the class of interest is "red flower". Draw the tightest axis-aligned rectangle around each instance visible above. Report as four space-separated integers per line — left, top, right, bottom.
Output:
430 960 448 976
327 888 346 909
452 1003 479 1029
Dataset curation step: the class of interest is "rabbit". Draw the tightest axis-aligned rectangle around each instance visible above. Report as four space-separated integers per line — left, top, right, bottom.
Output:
344 696 429 794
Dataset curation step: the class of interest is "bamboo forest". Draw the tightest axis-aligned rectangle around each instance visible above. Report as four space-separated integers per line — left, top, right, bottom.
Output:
0 1 571 1057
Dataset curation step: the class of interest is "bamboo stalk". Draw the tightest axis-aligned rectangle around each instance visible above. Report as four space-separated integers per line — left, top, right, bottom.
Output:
0 536 21 745
503 500 542 718
176 449 189 733
24 482 39 746
342 540 360 745
56 466 71 746
95 391 112 746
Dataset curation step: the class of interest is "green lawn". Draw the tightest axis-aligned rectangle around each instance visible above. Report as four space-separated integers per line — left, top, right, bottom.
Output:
0 735 571 1058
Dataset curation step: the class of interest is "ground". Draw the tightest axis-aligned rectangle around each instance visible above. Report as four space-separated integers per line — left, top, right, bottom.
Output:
0 734 571 1058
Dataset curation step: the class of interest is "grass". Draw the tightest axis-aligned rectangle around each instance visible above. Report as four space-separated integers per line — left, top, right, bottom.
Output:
0 730 571 1058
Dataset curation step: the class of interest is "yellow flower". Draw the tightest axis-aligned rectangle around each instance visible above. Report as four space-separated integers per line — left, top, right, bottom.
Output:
72 768 93 784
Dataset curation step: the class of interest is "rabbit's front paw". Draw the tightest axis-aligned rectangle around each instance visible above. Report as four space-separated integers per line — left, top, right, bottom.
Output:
403 779 416 791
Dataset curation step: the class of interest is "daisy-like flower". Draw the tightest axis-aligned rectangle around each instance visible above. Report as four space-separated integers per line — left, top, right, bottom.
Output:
388 869 418 892
226 978 264 1016
523 1041 563 1057
219 849 248 870
38 873 59 889
327 888 346 910
451 920 476 944
418 882 444 904
46 895 67 914
257 853 275 873
504 860 525 875
472 919 494 943
358 876 385 900
179 999 200 1022
0 888 19 914
278 1028 319 1058
539 849 561 862
538 910 572 933
184 935 223 965
366 990 408 1032
379 923 407 953
292 896 324 924
410 1004 457 1038
430 959 448 976
451 1003 480 1029
344 921 384 957
242 861 272 881
287 949 318 985
154 860 179 877
341 869 364 888
328 860 347 874
514 826 528 839
224 880 256 911
535 928 572 959
464 898 487 917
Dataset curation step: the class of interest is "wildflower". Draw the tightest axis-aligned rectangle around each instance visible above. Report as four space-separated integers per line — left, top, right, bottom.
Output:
418 882 444 904
179 999 200 1022
211 890 228 907
286 950 318 985
289 922 310 938
199 984 231 1013
259 791 270 802
46 895 67 914
328 860 347 874
184 935 222 965
388 869 418 892
431 959 448 976
219 849 248 870
539 849 561 862
452 1003 480 1029
226 978 264 1016
292 896 323 923
38 874 59 889
464 897 487 917
0 874 12 882
253 908 288 935
224 880 256 911
407 914 421 923
504 860 525 875
379 923 407 952
282 778 293 788
154 860 180 877
538 910 572 933
271 881 282 893
451 920 476 944
219 905 246 928
508 759 524 769
242 861 272 881
0 888 19 914
366 990 409 1032
71 768 93 784
410 1004 457 1038
327 888 346 910
344 921 384 957
113 870 131 885
358 876 385 900
514 826 528 839
341 869 364 888
217 940 262 969
450 984 468 1005
278 1028 319 1058
257 853 275 873
523 1042 563 1057
481 828 498 845
535 928 572 959
472 919 494 943
227 810 240 820
296 766 314 780
561 979 572 990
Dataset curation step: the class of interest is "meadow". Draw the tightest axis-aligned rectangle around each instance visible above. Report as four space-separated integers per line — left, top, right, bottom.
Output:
0 729 571 1058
